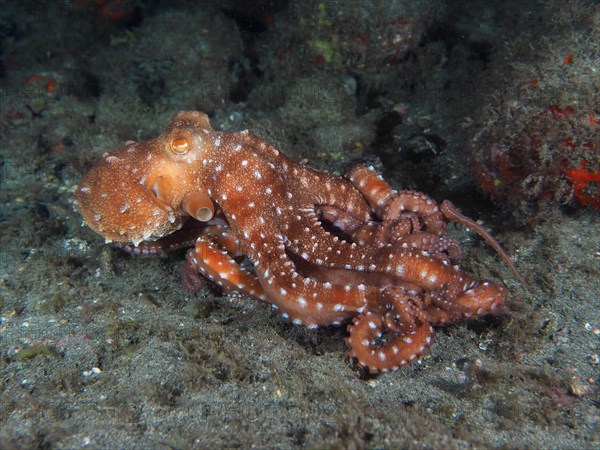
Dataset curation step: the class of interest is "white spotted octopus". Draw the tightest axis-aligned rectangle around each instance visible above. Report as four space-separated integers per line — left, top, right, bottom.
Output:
74 111 524 373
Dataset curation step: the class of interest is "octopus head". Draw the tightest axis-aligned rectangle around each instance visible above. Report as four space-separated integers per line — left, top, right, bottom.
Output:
74 111 216 246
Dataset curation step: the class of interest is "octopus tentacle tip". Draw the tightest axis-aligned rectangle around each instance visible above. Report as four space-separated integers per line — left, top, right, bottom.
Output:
76 110 514 375
440 200 528 288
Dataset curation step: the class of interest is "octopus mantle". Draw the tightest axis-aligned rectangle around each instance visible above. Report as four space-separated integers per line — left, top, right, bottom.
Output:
74 111 520 373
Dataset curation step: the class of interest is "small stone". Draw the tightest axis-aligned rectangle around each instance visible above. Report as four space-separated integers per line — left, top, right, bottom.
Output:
569 376 593 398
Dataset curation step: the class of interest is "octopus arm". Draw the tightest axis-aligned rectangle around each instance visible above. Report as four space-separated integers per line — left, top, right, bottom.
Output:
283 210 377 268
237 211 376 327
185 231 264 300
115 219 212 255
346 287 435 373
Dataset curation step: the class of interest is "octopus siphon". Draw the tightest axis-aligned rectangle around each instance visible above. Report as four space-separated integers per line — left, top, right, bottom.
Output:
74 111 524 373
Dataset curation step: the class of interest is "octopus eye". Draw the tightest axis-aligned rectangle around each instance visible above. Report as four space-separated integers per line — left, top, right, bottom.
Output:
168 136 190 154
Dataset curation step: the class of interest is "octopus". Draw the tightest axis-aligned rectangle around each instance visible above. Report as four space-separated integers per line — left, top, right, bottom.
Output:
74 111 524 373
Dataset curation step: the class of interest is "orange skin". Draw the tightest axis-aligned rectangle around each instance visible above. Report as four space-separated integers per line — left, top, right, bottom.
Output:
74 111 513 373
